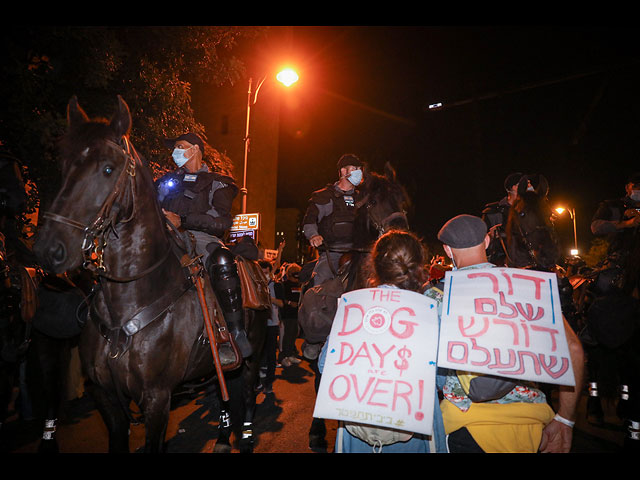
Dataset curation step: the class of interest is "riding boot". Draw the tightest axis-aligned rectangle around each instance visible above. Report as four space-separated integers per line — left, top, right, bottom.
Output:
207 250 252 359
223 309 252 358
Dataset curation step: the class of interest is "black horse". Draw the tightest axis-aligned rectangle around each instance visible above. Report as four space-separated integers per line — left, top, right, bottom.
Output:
300 161 410 450
505 175 562 272
33 96 264 453
575 217 640 447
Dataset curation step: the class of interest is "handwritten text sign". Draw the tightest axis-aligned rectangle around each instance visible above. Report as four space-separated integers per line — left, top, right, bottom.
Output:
313 288 439 436
437 267 575 386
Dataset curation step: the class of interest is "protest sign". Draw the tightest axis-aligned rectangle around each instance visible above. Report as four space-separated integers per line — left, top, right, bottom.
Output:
313 288 439 436
437 267 575 386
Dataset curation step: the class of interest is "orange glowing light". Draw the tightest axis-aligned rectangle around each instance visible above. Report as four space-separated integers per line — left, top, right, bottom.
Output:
276 68 299 87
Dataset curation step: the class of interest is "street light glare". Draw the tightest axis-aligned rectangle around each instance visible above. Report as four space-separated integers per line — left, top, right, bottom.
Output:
555 207 565 214
276 68 299 87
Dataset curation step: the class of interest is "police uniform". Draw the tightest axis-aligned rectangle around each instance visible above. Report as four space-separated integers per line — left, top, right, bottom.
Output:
302 177 363 286
481 172 524 266
156 137 251 358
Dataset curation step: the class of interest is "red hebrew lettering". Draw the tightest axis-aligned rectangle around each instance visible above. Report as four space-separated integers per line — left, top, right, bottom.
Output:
539 354 570 379
390 307 418 339
468 272 499 293
475 298 497 315
458 315 490 337
516 302 545 321
492 318 519 345
497 350 541 376
470 338 491 366
488 348 516 370
392 380 413 414
501 271 514 295
520 321 530 348
512 273 545 300
530 325 560 351
498 291 518 318
337 304 365 336
447 341 468 364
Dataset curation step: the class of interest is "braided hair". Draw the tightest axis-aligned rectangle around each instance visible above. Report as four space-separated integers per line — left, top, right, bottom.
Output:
370 230 428 292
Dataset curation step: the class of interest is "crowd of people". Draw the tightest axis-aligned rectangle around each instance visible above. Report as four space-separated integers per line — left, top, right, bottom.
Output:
2 127 639 453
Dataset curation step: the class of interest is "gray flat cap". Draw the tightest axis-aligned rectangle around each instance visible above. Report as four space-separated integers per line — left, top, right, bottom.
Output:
437 214 488 248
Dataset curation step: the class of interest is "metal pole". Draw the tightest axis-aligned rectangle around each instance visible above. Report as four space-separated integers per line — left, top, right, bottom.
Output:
571 208 578 251
241 77 253 214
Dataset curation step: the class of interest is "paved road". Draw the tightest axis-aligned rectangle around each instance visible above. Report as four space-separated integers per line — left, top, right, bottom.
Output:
0 338 628 453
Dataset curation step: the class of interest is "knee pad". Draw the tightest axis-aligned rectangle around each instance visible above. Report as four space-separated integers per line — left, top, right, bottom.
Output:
207 246 243 313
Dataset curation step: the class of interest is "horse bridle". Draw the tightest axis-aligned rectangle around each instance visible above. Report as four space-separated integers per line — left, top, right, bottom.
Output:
513 210 558 269
356 193 408 237
42 136 170 282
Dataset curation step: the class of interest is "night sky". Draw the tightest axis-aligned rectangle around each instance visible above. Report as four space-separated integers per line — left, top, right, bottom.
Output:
270 26 640 254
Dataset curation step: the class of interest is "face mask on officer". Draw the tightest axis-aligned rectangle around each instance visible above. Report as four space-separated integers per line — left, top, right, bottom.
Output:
348 168 363 186
630 189 640 202
172 145 195 168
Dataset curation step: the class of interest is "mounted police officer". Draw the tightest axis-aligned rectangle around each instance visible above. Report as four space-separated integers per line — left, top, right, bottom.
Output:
155 132 251 359
591 172 640 293
302 153 365 286
481 172 522 266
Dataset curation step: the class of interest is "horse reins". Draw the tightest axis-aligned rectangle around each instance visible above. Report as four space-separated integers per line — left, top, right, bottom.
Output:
42 136 170 283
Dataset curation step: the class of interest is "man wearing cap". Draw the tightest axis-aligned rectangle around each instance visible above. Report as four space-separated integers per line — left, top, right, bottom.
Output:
481 172 523 266
425 214 584 453
155 132 252 359
591 172 640 273
301 153 366 286
589 173 640 447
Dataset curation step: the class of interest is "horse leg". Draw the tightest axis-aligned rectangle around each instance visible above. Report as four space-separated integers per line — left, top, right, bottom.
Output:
213 401 233 453
239 357 260 453
308 359 327 451
139 389 171 453
86 381 130 453
585 346 605 425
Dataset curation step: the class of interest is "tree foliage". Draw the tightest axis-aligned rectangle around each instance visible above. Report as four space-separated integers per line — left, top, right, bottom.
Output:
0 26 267 212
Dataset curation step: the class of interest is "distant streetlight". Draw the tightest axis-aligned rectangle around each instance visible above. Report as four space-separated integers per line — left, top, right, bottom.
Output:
555 206 578 255
242 68 299 213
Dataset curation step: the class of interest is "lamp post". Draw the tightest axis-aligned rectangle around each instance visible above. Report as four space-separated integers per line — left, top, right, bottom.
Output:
555 206 578 255
241 68 299 213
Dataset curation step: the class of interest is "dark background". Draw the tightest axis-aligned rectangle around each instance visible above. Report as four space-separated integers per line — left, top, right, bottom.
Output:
269 26 639 254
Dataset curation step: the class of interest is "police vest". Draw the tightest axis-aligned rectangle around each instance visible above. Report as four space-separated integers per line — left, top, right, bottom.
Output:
157 170 228 218
317 186 360 246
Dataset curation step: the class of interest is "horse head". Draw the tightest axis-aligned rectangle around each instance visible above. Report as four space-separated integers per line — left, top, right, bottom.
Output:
354 162 410 248
33 96 162 276
506 174 561 271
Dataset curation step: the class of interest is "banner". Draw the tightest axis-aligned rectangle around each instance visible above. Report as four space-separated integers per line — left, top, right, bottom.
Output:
313 288 439 436
437 267 575 386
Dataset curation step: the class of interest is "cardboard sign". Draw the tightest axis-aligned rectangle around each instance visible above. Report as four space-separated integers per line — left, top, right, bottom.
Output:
437 267 575 386
313 288 439 436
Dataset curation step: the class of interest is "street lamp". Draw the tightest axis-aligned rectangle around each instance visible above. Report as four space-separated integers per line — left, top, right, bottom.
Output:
241 68 299 213
555 206 578 256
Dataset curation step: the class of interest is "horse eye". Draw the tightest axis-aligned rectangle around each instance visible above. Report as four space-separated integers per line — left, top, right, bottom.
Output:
103 165 114 175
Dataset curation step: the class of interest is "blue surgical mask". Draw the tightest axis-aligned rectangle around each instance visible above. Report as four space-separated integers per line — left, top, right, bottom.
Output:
348 169 363 186
172 147 192 167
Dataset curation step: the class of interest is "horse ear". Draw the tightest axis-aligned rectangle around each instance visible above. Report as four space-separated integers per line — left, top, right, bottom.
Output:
110 95 132 138
384 162 397 182
67 95 89 130
517 176 529 196
535 175 549 197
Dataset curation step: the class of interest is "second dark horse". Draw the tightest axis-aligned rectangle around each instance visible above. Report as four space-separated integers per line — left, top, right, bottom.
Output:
33 96 263 453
